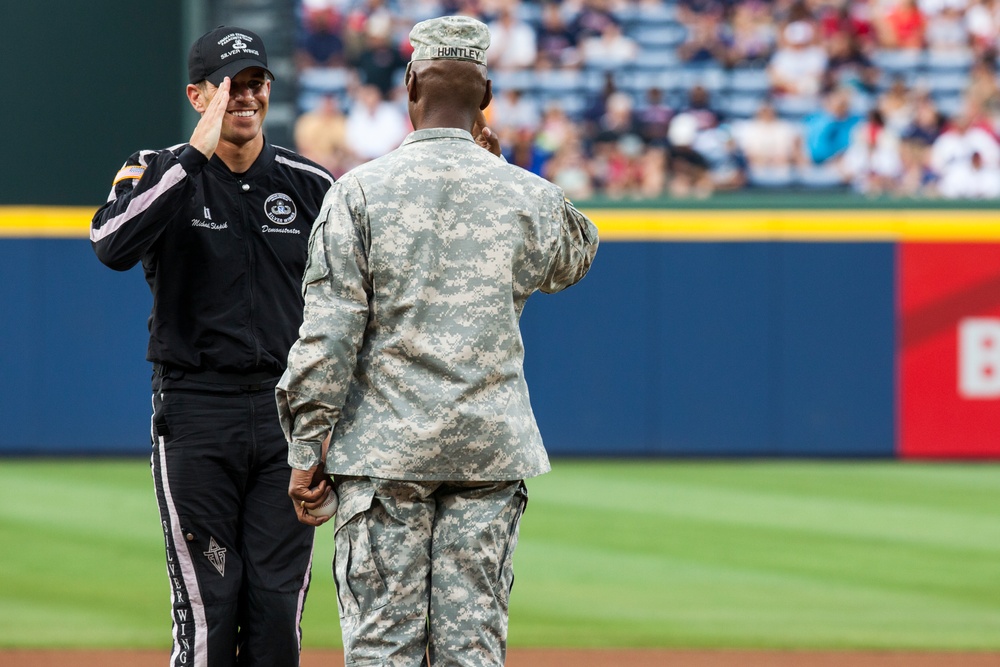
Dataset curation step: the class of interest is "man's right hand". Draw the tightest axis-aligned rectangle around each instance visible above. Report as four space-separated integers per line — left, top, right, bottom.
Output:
189 77 230 160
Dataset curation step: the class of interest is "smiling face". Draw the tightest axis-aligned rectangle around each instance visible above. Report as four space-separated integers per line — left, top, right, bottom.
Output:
197 67 271 148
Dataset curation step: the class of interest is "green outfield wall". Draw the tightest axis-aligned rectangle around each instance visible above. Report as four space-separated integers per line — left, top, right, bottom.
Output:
3 3 184 206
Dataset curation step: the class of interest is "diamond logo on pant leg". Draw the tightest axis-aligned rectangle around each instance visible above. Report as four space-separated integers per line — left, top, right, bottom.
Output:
204 536 227 576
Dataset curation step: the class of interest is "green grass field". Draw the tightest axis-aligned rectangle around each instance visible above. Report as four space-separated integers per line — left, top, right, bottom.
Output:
1 459 998 650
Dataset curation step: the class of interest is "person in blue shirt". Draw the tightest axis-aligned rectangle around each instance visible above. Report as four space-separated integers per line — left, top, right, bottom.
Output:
804 87 863 164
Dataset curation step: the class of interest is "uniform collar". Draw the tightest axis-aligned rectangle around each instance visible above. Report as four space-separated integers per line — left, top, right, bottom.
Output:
401 128 475 146
208 137 276 179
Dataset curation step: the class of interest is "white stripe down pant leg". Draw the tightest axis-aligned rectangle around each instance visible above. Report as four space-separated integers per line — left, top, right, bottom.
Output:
150 376 315 667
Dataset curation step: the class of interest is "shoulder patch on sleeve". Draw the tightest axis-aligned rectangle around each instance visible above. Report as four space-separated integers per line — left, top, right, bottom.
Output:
113 165 146 186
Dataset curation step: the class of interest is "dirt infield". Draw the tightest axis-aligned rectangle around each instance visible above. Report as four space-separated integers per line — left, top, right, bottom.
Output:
2 649 999 666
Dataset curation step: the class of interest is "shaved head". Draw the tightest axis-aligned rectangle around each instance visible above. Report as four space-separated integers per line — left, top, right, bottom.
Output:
407 59 492 132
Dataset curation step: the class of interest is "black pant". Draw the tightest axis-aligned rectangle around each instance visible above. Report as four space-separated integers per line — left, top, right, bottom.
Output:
151 373 315 667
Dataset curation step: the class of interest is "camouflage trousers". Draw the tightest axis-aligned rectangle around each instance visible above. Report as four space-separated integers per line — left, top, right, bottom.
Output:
331 477 528 667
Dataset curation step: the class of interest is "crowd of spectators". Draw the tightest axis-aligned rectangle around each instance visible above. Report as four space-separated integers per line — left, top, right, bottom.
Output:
293 0 1000 199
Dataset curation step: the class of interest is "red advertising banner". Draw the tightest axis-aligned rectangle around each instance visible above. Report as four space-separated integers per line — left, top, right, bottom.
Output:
899 243 1000 458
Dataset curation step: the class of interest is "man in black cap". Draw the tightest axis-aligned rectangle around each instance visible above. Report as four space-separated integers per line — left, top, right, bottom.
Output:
91 26 335 667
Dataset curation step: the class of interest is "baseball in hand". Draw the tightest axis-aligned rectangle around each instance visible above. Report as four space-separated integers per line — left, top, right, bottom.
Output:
307 489 338 518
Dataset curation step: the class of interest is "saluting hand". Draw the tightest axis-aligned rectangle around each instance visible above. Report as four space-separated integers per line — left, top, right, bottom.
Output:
189 77 231 160
473 111 501 157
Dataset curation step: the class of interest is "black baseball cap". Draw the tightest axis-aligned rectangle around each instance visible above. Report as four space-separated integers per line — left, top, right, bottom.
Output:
188 26 274 86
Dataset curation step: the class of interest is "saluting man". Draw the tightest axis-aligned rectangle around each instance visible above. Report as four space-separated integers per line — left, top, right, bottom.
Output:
91 26 334 667
277 15 599 667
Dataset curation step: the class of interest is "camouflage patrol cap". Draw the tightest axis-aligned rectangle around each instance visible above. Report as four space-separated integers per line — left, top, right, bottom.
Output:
409 16 490 67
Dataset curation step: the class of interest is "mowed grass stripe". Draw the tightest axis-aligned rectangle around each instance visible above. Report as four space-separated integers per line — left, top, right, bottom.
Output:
0 460 167 647
508 461 1000 649
1 459 998 649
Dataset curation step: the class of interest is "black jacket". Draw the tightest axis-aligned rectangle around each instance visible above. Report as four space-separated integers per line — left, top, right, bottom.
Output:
92 141 334 378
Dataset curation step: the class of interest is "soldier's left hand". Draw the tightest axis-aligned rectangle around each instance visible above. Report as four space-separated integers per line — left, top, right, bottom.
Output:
289 466 333 526
474 111 501 157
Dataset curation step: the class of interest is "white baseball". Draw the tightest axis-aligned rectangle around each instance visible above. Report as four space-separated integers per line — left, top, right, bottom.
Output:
307 489 339 518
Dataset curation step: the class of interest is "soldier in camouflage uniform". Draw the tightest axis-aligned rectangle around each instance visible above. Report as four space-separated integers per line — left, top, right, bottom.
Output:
276 15 599 667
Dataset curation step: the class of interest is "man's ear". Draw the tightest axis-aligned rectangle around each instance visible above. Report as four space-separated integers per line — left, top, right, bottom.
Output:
187 83 208 114
407 68 419 104
479 79 493 111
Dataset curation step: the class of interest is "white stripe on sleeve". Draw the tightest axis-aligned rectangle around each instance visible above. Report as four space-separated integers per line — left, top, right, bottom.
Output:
91 163 187 243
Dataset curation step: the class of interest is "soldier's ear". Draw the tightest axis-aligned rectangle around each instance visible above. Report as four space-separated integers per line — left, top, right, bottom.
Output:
480 79 492 111
407 68 419 104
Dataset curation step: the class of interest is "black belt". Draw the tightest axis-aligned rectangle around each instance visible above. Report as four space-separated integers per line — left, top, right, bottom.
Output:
153 363 279 391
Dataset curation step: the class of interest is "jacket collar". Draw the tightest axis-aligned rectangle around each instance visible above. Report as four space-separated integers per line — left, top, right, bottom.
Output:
401 128 475 146
208 137 276 179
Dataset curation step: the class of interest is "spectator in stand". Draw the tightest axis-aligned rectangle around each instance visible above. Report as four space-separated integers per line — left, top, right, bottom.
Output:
925 2 972 51
930 108 1000 184
402 0 451 23
732 98 804 186
723 1 778 68
487 3 538 70
344 83 409 162
877 0 927 48
544 134 597 200
505 126 549 175
897 132 938 196
294 94 352 177
571 0 621 42
297 5 347 69
342 0 394 59
597 134 646 198
349 13 409 98
535 2 582 69
938 148 1000 197
535 104 578 157
824 31 879 101
592 91 641 145
580 20 640 69
490 88 541 136
580 71 618 139
677 0 726 28
701 126 750 191
877 76 917 134
586 92 643 196
840 109 904 194
804 86 864 163
680 87 743 192
635 87 675 147
901 90 946 143
768 20 829 98
637 145 669 197
678 11 729 64
816 0 877 49
682 84 724 133
666 112 715 198
966 56 1000 122
965 0 1000 54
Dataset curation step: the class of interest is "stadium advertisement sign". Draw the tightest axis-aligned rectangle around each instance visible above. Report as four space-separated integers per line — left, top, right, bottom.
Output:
899 243 1000 458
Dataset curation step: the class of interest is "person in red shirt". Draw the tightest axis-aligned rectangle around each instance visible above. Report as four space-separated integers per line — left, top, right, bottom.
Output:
879 0 927 48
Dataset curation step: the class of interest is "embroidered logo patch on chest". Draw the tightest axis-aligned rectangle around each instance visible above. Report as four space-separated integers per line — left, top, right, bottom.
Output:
264 193 297 225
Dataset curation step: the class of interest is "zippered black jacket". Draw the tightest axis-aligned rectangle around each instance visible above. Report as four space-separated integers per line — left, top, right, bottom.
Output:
92 141 335 378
